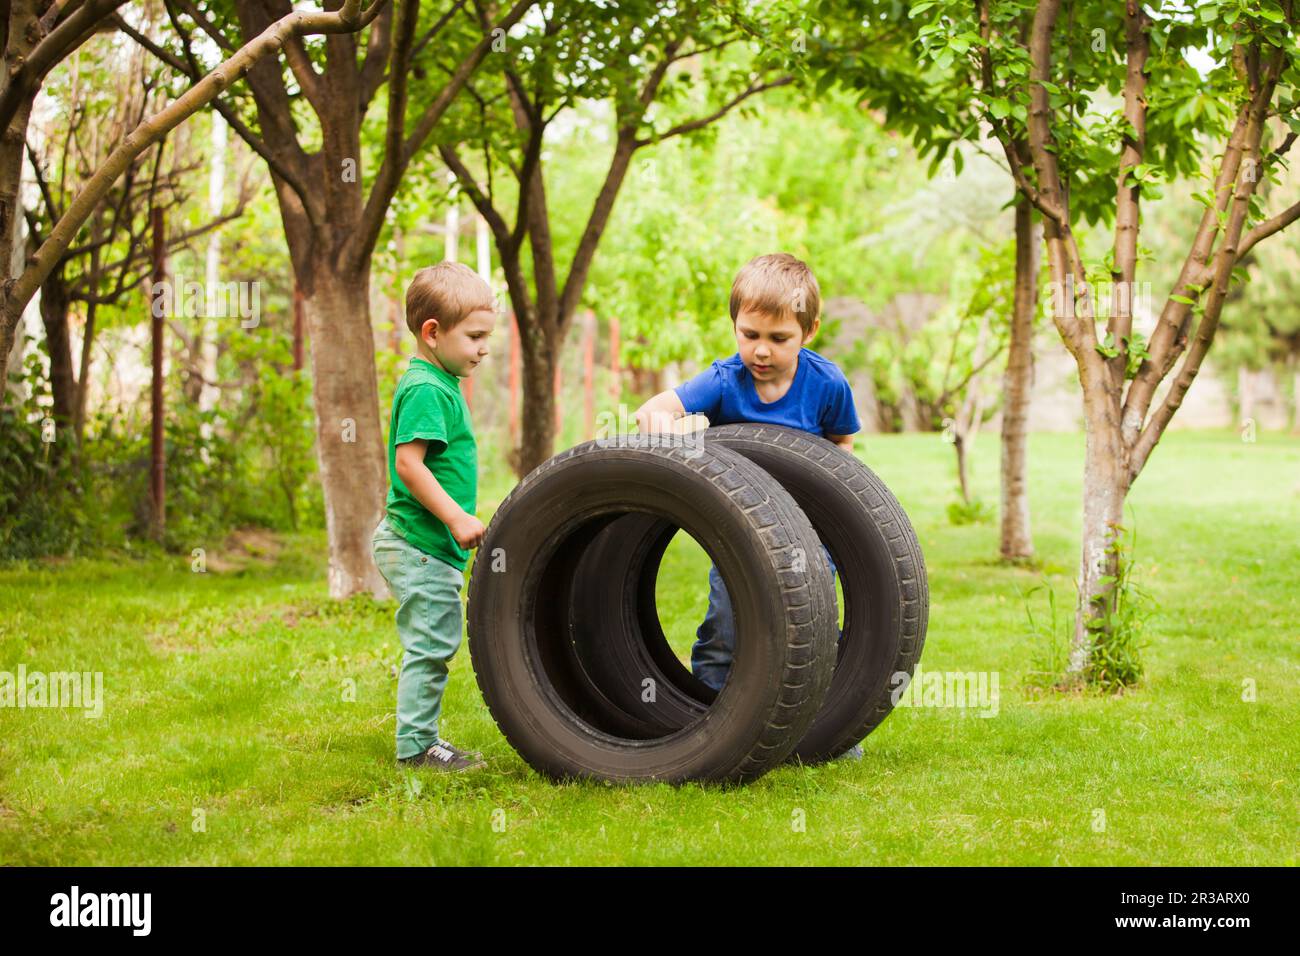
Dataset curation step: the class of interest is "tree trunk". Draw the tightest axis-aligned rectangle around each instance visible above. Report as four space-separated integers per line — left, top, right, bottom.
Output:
149 206 166 543
1237 364 1255 427
517 327 558 476
74 297 96 444
292 283 305 371
2 173 24 403
199 113 227 415
1292 355 1300 435
39 267 76 441
898 384 927 431
1000 197 1039 560
0 0 39 386
952 313 991 506
955 433 970 505
1069 409 1130 676
582 310 595 440
0 141 29 387
851 368 881 434
300 263 388 599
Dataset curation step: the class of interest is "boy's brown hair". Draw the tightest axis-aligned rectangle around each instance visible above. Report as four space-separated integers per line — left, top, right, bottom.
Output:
729 253 822 334
405 261 494 336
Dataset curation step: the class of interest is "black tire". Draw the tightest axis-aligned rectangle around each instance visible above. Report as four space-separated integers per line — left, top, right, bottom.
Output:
570 424 929 762
466 435 839 784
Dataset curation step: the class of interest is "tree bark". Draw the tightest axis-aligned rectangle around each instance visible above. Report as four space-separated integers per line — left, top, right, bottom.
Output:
0 0 39 376
2 169 25 403
292 282 305 371
1071 410 1130 674
0 85 34 385
516 322 558 477
199 112 227 414
39 266 76 437
149 205 166 543
74 296 96 443
299 261 388 599
1000 196 1038 560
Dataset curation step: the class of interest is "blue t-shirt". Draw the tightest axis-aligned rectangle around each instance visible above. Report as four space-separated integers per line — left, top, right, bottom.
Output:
674 347 861 438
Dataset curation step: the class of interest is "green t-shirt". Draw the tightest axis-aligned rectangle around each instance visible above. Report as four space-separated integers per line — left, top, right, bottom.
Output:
384 357 478 570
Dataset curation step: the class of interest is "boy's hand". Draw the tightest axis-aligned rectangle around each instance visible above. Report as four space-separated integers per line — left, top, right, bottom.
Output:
636 409 678 434
449 512 486 550
634 389 689 434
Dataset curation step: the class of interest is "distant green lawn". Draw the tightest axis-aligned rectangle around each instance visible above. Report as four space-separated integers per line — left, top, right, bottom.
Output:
1 429 1296 865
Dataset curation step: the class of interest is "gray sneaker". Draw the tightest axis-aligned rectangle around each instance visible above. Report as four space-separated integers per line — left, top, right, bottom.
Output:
399 739 486 772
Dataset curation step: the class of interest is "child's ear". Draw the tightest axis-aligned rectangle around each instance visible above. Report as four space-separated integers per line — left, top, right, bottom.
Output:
421 317 440 345
804 316 820 344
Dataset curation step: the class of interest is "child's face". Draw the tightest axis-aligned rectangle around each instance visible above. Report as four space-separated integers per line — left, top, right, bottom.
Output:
423 308 496 377
733 307 818 381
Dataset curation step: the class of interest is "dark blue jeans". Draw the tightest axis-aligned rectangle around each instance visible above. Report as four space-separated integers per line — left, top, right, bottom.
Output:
690 546 839 691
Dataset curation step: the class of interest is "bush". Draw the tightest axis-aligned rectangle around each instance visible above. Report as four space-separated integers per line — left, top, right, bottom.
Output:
947 497 994 525
0 357 92 560
0 405 90 560
2 324 323 561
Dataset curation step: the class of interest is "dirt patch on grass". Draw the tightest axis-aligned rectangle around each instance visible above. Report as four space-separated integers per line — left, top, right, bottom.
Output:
203 528 286 573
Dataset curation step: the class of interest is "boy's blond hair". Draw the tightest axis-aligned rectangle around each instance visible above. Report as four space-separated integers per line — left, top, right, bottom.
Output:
729 253 821 334
405 261 494 336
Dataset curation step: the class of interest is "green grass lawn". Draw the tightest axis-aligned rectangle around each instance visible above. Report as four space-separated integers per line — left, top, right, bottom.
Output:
1 429 1296 865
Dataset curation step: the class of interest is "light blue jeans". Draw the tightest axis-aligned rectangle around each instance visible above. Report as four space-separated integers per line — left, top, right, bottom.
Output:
372 518 466 759
691 546 839 691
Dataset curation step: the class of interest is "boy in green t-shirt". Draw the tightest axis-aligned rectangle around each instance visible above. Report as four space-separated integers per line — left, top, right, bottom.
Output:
372 261 495 772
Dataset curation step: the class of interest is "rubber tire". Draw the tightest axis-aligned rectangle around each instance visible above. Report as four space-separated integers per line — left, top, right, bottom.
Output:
568 424 929 762
466 435 839 784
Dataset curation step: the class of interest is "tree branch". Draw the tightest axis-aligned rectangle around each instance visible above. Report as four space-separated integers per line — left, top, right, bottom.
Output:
1122 51 1280 444
3 0 384 335
348 0 532 270
976 0 1065 225
115 10 315 211
1236 197 1300 260
1127 49 1284 478
632 76 794 148
1107 1 1151 392
170 0 238 52
0 0 127 131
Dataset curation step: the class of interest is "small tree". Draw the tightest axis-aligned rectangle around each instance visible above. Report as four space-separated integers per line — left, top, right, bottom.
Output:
915 0 1300 680
801 0 1046 559
437 0 791 475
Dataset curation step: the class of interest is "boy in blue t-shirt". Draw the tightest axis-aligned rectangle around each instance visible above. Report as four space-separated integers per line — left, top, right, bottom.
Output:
635 254 861 735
